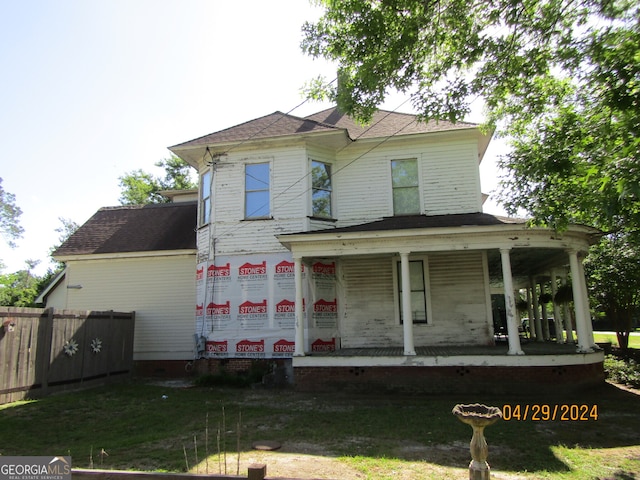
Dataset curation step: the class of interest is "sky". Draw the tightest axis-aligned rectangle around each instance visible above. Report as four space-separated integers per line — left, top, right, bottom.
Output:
0 0 506 276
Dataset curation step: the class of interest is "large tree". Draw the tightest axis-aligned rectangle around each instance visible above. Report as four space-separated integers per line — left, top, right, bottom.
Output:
496 16 640 233
302 0 640 234
0 177 23 249
0 260 40 307
584 233 640 349
118 155 196 205
302 0 640 342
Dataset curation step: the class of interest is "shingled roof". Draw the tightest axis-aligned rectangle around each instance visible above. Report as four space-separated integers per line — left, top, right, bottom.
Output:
54 202 197 257
170 107 477 149
282 213 525 237
170 111 340 149
305 107 477 140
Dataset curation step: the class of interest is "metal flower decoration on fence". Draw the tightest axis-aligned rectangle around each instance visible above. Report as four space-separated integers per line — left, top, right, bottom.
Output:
63 339 79 357
91 338 103 354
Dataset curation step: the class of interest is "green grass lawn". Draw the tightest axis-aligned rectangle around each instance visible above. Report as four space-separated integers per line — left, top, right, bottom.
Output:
593 331 640 349
1 379 639 479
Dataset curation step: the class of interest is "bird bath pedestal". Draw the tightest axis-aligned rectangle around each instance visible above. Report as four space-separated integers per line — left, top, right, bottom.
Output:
452 404 503 480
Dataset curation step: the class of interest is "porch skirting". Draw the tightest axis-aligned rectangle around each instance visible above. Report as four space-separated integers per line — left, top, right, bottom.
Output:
292 345 605 394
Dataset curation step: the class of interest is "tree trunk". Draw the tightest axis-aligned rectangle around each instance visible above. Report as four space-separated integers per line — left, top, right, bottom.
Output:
614 306 632 351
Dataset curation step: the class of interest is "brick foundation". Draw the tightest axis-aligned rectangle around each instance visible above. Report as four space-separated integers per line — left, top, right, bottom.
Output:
293 362 605 394
194 358 259 375
133 360 197 378
134 358 605 394
134 358 292 385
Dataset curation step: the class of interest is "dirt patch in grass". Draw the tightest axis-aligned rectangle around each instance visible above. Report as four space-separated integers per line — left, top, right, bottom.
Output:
195 445 531 480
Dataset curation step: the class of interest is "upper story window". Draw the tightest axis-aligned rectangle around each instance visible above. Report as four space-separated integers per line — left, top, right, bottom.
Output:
200 170 212 225
391 159 420 215
311 160 332 218
245 162 270 218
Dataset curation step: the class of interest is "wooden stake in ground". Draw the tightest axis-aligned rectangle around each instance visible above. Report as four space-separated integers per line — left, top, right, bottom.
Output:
236 409 242 475
217 423 221 474
193 435 198 472
222 405 227 475
205 412 210 474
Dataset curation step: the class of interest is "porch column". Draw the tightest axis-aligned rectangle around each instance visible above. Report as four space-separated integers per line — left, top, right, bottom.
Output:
540 281 551 340
568 249 592 353
577 252 598 350
400 251 416 356
500 248 524 355
550 269 564 344
531 277 544 342
525 286 536 340
561 271 575 344
294 256 305 356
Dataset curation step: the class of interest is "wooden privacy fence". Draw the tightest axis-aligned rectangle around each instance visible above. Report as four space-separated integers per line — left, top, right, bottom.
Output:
0 307 135 404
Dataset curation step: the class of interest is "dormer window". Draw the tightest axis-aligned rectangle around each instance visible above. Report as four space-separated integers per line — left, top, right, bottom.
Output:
311 160 332 218
391 159 420 215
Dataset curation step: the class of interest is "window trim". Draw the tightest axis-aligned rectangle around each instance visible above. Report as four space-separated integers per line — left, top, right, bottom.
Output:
310 159 333 219
392 256 433 325
390 158 422 216
244 161 271 219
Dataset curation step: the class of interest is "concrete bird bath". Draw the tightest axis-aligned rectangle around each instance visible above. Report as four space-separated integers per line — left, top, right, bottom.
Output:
452 403 503 480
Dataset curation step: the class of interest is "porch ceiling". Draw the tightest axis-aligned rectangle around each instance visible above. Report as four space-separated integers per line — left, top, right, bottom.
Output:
486 247 569 284
280 215 600 288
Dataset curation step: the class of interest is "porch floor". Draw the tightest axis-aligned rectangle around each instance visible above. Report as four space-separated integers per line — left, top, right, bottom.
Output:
309 341 598 357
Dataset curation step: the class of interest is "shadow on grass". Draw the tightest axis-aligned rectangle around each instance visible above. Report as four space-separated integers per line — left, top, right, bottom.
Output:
234 381 640 476
0 380 638 477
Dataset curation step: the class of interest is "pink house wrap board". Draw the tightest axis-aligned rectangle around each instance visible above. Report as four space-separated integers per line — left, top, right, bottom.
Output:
195 253 339 358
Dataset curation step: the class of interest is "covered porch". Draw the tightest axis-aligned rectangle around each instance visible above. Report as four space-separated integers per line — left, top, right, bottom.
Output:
278 213 604 391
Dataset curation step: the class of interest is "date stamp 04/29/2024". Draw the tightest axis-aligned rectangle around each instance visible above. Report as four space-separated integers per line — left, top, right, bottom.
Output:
501 404 599 421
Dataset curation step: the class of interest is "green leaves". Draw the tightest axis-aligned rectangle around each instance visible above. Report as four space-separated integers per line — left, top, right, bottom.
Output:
584 233 640 347
118 155 196 205
303 0 640 236
303 0 594 124
0 262 41 307
0 177 23 249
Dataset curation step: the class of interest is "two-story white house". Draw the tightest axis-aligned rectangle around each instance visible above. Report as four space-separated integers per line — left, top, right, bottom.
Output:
170 107 604 393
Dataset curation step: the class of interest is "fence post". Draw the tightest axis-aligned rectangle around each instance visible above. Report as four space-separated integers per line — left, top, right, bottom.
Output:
40 308 55 395
247 464 266 480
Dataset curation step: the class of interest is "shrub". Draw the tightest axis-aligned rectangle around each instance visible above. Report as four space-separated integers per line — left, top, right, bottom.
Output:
194 361 272 388
604 355 640 388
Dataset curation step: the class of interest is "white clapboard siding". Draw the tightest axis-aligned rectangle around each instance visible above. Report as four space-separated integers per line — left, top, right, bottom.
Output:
425 251 491 344
198 136 482 260
334 149 393 221
340 257 401 348
199 145 310 257
334 139 481 222
62 254 196 361
422 143 481 215
207 218 307 256
338 252 491 348
212 145 307 222
197 228 210 262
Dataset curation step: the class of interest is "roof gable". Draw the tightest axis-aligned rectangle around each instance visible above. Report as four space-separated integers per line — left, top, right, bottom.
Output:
54 202 197 257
